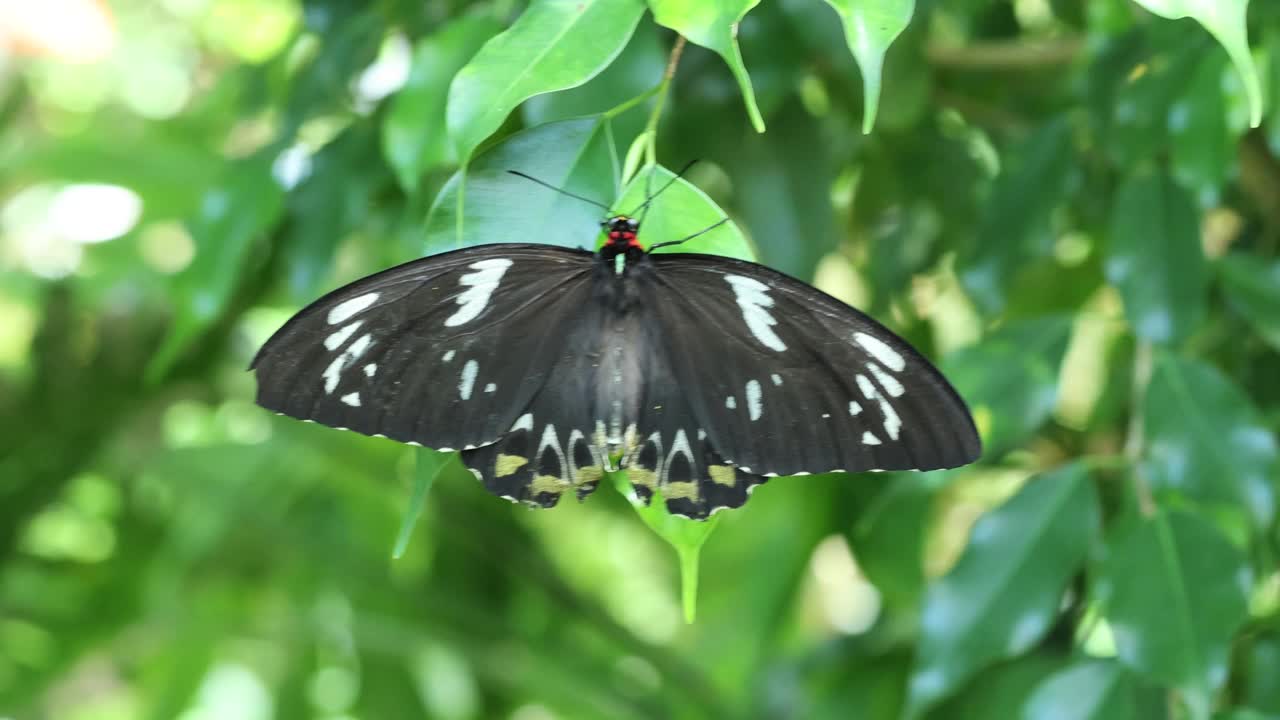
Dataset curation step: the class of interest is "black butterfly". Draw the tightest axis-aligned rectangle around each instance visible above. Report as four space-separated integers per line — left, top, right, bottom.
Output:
252 177 980 519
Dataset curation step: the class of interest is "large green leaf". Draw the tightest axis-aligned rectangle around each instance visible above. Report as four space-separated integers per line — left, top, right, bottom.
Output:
649 0 766 132
614 165 754 260
940 316 1074 456
852 471 948 608
1144 353 1278 528
821 0 915 134
1105 168 1208 344
446 0 645 163
959 119 1076 314
383 15 502 193
424 117 619 252
1219 253 1280 353
726 103 837 280
1131 0 1263 128
1093 510 1251 720
905 463 1098 717
1021 661 1138 720
147 152 286 381
1168 53 1238 204
393 449 457 559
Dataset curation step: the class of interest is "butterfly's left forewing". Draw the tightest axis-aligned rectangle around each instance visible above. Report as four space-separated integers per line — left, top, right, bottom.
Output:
251 244 596 454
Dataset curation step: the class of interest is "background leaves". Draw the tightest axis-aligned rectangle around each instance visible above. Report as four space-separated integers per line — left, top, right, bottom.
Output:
2 1 1279 719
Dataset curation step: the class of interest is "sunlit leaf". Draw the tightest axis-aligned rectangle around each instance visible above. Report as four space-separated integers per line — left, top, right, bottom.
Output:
1131 0 1263 128
822 0 915 134
446 0 646 164
1106 168 1208 344
649 0 767 132
1144 353 1278 529
615 165 754 260
1168 53 1238 204
1021 660 1139 720
1093 510 1251 720
425 117 619 252
383 16 501 193
906 463 1098 716
1219 253 1280 353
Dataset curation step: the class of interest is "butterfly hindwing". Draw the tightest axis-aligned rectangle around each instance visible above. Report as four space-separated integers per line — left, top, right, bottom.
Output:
638 252 980 478
252 244 595 453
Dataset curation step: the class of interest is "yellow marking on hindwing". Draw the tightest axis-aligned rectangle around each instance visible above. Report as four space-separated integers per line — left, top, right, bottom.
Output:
663 481 700 501
629 467 659 489
495 454 529 477
531 474 570 495
573 466 604 488
708 465 737 487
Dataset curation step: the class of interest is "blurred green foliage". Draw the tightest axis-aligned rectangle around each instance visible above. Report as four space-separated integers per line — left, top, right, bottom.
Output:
1 0 1279 719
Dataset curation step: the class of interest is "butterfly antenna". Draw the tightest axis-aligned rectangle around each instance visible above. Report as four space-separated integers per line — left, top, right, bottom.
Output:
629 159 699 220
506 170 611 211
648 217 729 251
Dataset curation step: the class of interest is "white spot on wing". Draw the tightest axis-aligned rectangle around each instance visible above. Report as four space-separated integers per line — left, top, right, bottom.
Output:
459 359 478 400
854 332 905 372
445 258 512 327
663 429 693 486
324 321 361 351
512 413 534 432
364 363 377 377
771 373 783 386
856 373 902 440
725 396 737 410
868 363 905 397
484 382 496 393
442 350 455 362
341 392 361 407
849 401 862 416
745 379 763 421
327 292 379 325
862 431 881 445
323 333 374 394
725 275 787 352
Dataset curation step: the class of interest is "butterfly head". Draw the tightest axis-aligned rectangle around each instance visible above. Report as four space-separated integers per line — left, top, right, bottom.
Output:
603 215 642 250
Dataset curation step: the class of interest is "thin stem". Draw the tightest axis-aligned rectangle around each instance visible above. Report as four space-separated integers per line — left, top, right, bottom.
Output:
1124 341 1157 516
642 35 687 168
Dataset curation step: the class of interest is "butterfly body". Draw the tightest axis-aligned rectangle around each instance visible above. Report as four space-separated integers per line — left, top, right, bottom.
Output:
253 215 980 519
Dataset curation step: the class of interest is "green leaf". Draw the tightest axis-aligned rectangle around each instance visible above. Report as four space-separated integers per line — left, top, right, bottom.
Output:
1093 510 1251 720
523 16 667 153
649 0 767 132
607 470 719 623
725 103 837 280
1131 0 1263 128
281 121 382 300
383 15 502 193
147 152 285 381
446 0 646 164
1243 632 1280 713
906 462 1099 716
821 0 915 134
393 449 456 559
425 117 619 252
1144 353 1278 528
1021 661 1138 720
615 165 755 260
1169 53 1239 204
941 316 1074 456
1219 253 1280 353
1105 168 1208 344
959 119 1076 314
852 471 948 608
926 654 1071 720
